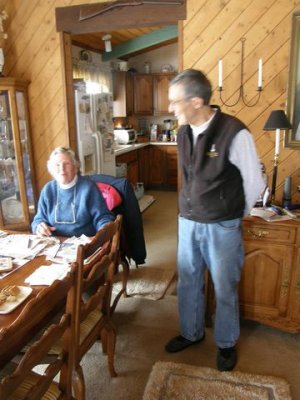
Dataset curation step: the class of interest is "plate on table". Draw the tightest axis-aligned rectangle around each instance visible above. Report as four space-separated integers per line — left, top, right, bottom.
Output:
0 286 32 314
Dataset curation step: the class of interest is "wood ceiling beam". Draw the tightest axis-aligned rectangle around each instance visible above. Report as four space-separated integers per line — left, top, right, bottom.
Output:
102 25 178 61
55 1 186 34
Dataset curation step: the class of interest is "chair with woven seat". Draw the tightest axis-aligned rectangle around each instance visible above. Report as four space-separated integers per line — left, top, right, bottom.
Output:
0 262 79 400
48 216 123 400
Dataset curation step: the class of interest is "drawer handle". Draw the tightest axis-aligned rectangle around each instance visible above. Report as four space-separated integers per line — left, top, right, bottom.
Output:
247 229 269 239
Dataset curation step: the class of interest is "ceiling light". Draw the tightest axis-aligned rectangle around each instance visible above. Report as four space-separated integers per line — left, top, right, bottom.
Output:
102 34 112 52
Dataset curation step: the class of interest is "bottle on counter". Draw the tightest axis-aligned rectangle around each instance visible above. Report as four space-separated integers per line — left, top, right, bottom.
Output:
150 124 158 142
163 119 172 142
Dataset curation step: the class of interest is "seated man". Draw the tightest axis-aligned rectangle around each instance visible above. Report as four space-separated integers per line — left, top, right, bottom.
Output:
31 147 114 237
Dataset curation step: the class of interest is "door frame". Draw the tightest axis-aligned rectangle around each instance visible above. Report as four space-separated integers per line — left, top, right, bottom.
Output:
55 1 186 149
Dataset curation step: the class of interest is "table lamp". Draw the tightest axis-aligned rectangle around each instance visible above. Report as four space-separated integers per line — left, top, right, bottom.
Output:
263 110 292 204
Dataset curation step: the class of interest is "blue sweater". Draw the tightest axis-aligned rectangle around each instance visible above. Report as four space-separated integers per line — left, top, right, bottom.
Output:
31 175 115 237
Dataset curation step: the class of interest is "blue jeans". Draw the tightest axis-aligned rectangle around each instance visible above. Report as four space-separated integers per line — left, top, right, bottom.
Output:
177 216 244 349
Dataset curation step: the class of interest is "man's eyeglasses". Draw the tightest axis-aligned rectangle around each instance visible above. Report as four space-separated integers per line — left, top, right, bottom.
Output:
169 97 192 107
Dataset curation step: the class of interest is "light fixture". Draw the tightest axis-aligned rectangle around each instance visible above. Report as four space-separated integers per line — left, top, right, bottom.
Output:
263 110 292 203
102 34 112 52
218 38 262 107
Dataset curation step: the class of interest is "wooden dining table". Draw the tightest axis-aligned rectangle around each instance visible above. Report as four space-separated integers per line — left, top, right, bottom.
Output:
0 235 69 369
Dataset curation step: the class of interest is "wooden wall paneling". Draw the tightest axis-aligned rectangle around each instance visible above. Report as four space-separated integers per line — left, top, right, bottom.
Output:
60 32 77 152
177 20 183 72
210 3 292 114
183 0 227 53
184 0 254 69
4 0 55 76
1 0 40 62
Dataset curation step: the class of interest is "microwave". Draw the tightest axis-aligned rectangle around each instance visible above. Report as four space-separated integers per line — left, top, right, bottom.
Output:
114 129 137 145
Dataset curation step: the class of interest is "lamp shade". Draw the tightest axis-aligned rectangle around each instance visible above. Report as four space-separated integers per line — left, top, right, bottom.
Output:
263 110 292 130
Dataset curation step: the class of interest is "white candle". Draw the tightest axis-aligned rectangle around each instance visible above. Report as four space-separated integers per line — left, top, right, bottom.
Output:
218 59 223 88
275 128 280 155
258 58 262 88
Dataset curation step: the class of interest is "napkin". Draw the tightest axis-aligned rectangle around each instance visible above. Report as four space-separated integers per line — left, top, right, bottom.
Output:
25 263 71 286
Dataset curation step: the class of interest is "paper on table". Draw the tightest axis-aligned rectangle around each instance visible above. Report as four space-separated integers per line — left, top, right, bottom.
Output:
48 235 91 263
0 234 60 259
250 207 293 222
25 264 71 286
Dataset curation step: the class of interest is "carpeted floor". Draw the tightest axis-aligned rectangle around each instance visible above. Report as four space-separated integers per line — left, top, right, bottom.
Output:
80 191 300 400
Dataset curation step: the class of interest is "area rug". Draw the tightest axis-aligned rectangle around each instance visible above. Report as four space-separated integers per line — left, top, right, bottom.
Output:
142 361 291 400
113 267 176 300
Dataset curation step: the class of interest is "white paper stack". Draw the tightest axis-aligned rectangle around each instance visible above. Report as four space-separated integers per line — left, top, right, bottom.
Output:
25 264 71 286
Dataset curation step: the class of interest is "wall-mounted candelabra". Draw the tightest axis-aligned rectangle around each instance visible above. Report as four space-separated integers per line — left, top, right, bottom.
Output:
218 38 262 107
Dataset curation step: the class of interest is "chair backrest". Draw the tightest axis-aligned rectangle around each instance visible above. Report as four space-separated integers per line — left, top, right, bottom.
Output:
72 216 122 379
0 262 78 400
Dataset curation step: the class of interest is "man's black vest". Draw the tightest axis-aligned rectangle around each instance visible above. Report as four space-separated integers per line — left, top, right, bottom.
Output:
177 107 247 223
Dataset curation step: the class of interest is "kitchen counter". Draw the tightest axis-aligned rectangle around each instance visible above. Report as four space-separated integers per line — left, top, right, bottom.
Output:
114 142 149 156
114 141 177 156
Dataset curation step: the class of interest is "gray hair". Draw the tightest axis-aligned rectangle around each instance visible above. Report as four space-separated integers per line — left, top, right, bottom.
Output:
47 147 81 173
170 69 212 105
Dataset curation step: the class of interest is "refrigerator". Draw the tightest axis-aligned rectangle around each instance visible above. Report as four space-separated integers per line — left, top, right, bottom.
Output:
74 88 116 176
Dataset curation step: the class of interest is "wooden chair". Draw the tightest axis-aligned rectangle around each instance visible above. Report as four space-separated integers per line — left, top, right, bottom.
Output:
0 262 79 400
48 216 124 400
109 214 129 315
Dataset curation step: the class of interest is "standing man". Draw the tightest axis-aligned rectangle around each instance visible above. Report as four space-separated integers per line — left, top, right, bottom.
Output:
165 69 265 371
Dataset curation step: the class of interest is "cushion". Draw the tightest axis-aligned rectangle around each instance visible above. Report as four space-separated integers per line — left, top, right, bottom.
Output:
96 182 122 211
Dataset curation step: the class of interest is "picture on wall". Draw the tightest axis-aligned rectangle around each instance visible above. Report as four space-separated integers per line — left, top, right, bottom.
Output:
286 11 300 148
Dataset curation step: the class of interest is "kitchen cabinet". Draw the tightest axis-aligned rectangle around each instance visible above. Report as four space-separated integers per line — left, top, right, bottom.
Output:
0 78 36 230
206 217 300 333
137 145 149 187
148 145 178 190
116 150 139 187
153 73 175 115
133 73 175 116
112 71 134 117
133 74 153 115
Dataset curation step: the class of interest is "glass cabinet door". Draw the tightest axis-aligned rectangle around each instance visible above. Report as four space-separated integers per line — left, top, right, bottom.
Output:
0 78 36 230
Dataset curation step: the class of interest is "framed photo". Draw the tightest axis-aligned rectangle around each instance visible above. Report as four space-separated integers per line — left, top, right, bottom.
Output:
285 12 300 148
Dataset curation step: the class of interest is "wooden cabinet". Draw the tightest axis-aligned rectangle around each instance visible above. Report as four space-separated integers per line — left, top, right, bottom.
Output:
115 144 177 190
153 74 174 115
206 217 300 333
0 78 36 230
148 145 177 190
133 73 175 116
138 145 149 187
112 71 134 117
133 74 153 115
116 150 139 187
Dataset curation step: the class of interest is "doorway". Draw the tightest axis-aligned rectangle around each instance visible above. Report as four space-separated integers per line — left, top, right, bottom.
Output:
55 1 186 148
